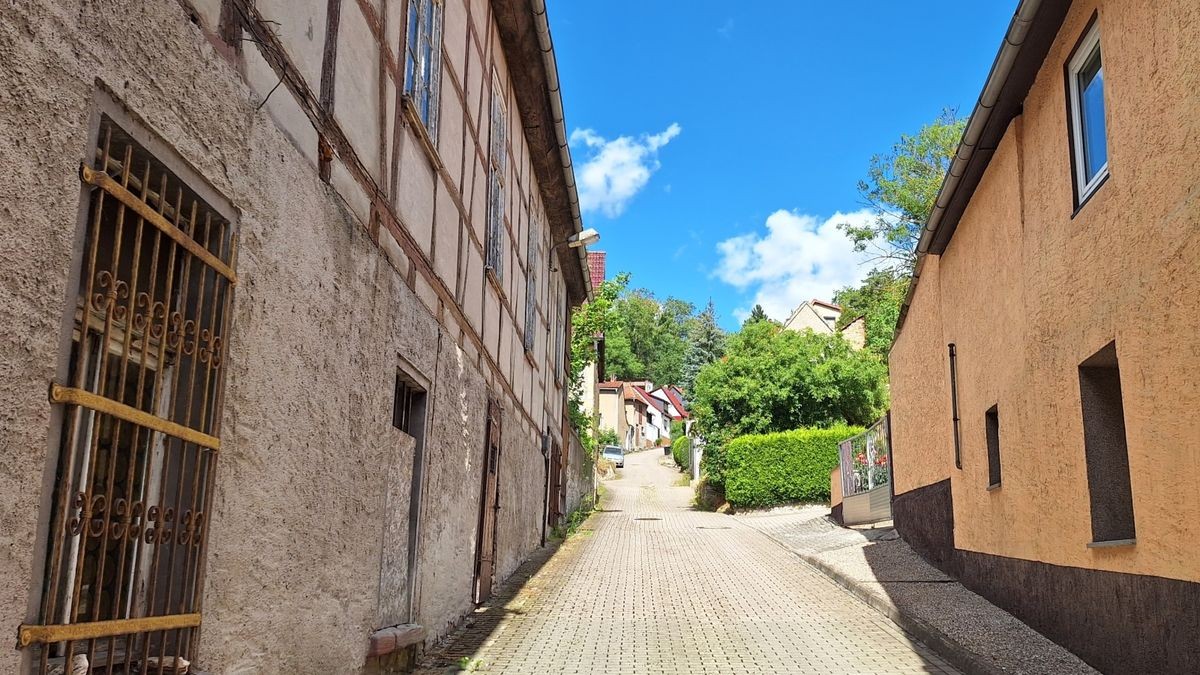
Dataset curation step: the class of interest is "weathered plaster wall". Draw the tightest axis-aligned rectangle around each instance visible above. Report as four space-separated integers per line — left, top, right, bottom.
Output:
0 0 583 672
564 431 593 517
889 0 1200 583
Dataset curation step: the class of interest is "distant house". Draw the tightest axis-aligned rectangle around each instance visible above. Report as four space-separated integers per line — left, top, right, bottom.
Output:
632 386 670 447
840 315 867 350
597 380 679 450
650 385 691 433
596 381 630 449
784 299 842 333
783 299 865 349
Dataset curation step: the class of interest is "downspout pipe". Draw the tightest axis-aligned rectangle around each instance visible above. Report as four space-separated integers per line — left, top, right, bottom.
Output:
897 0 1043 335
530 0 593 302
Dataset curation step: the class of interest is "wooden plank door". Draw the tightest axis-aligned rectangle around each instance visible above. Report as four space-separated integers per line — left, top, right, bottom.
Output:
473 400 502 604
547 440 563 527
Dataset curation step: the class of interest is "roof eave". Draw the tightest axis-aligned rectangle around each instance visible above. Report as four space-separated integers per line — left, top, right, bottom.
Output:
895 0 1073 338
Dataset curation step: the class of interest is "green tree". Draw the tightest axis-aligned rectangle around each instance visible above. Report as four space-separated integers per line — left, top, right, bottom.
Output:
833 268 910 356
744 304 769 326
839 110 965 273
607 290 694 385
567 273 630 448
682 300 725 393
690 321 888 486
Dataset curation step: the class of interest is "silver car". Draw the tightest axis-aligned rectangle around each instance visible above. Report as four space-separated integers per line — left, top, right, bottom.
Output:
601 445 625 468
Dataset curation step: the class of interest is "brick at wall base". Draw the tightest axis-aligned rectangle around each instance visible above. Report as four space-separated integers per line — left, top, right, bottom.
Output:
367 623 426 658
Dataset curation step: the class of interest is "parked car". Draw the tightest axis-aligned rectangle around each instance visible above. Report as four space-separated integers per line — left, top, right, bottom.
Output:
601 445 625 468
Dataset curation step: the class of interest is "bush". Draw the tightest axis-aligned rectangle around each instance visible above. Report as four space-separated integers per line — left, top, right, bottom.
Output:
671 436 691 471
724 425 863 508
596 427 620 449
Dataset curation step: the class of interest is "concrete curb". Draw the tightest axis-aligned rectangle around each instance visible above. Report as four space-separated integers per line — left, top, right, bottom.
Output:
793 551 997 675
749 525 1000 675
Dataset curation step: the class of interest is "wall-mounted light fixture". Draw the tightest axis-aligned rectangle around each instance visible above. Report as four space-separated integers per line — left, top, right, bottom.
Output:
548 228 600 271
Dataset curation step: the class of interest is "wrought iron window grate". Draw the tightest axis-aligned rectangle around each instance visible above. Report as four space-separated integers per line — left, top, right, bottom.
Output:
23 115 237 675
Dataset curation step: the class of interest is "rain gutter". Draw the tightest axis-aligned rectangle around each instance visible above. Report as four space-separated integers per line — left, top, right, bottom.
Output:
896 0 1072 336
529 0 593 301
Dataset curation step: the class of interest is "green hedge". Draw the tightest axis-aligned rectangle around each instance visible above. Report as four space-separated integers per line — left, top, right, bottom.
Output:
724 425 863 508
671 436 691 471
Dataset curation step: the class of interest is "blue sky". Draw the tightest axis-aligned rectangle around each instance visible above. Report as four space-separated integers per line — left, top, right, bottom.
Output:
547 1 1017 330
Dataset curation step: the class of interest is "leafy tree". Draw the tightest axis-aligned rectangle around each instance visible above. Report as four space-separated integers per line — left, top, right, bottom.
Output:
744 304 769 326
607 290 694 385
839 110 965 273
567 273 630 448
682 300 725 393
690 321 888 485
833 268 910 356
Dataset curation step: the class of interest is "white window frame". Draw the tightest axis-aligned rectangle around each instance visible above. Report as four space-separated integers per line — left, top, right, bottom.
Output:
404 0 444 138
1067 21 1108 204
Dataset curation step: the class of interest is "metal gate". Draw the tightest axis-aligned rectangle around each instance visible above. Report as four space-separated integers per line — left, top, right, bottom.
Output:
473 400 502 604
22 116 237 674
838 413 892 525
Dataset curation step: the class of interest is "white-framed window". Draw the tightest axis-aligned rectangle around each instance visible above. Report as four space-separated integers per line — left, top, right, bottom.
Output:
485 72 507 281
1067 20 1108 203
404 0 444 137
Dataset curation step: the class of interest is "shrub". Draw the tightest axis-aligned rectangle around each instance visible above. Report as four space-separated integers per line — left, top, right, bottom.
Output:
701 441 727 488
724 425 863 508
596 427 620 449
671 436 691 471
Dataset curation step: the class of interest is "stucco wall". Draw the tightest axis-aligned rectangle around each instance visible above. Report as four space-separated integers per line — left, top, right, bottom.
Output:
889 0 1200 583
888 256 952 495
0 0 581 672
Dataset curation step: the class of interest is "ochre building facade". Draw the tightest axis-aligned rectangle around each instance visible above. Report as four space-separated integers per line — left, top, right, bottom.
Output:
889 1 1200 673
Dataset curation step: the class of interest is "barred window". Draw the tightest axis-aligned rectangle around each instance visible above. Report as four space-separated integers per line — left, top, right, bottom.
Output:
555 289 567 380
22 115 237 675
523 220 539 353
404 0 444 137
485 74 506 281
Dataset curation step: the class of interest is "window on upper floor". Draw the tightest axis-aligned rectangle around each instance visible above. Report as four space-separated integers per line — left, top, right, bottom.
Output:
404 0 444 138
485 73 506 282
1067 19 1109 205
523 220 539 353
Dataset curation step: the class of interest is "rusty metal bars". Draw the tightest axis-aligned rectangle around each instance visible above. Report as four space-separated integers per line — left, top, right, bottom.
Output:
25 116 236 675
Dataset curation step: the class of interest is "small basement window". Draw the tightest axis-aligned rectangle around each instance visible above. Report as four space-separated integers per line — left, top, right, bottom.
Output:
985 405 1001 489
1067 19 1109 204
1079 342 1136 545
392 370 428 440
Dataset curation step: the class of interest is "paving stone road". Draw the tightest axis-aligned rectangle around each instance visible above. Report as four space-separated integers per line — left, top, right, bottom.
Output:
417 449 960 674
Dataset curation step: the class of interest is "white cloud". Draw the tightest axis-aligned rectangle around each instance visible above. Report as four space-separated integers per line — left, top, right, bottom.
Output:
715 209 877 321
570 123 681 217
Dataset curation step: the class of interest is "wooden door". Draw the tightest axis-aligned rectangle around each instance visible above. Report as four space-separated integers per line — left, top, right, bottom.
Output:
547 440 563 527
473 400 502 604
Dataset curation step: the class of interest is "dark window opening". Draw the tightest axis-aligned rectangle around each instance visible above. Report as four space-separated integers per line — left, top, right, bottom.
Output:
985 405 1001 488
1079 342 1136 544
392 371 427 441
33 113 236 672
949 344 962 469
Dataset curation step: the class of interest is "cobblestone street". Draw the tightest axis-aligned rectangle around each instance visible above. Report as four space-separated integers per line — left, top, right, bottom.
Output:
417 450 959 674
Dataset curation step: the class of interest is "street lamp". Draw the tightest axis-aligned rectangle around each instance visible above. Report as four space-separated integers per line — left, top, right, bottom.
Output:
548 228 600 271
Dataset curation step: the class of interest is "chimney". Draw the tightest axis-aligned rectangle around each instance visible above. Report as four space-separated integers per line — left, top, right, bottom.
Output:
587 251 606 289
